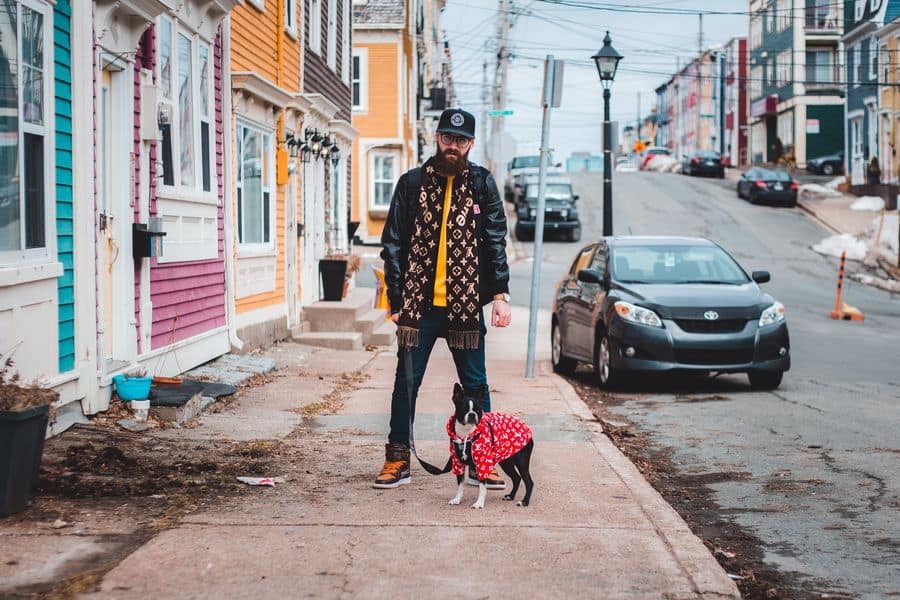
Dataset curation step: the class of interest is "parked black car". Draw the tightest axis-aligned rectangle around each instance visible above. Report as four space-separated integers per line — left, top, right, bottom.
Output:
514 178 581 242
682 150 725 178
736 168 798 206
806 151 844 176
551 236 790 390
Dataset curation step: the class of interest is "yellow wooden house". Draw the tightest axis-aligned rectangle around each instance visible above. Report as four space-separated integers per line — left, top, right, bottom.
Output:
350 0 418 242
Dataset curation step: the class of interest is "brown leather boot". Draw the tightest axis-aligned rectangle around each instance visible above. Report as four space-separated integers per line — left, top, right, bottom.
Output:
373 442 411 489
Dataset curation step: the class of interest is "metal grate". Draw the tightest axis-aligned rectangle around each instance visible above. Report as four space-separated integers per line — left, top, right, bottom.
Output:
676 319 747 334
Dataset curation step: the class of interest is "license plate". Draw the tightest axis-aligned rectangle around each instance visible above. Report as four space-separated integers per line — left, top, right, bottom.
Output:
705 161 714 165
773 183 783 190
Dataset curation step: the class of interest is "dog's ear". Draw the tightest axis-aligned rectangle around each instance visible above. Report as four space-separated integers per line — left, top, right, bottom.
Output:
452 382 464 401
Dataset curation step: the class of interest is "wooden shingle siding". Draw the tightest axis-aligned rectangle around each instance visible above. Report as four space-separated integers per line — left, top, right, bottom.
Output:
54 0 74 372
352 43 398 138
304 0 351 120
148 28 227 350
232 1 301 90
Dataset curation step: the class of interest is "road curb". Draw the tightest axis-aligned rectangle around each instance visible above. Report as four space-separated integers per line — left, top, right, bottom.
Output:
797 198 841 234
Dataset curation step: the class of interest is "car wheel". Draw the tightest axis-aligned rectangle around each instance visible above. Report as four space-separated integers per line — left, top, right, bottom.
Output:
567 226 582 243
748 370 783 390
514 224 533 242
593 330 621 389
551 321 578 375
749 189 759 205
736 183 743 198
823 164 834 176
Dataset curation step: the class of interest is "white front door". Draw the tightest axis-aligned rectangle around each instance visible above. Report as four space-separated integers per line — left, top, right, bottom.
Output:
99 65 135 365
300 162 325 306
285 172 299 327
851 117 865 185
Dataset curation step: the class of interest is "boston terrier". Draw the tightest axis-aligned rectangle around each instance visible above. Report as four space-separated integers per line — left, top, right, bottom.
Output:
446 383 535 509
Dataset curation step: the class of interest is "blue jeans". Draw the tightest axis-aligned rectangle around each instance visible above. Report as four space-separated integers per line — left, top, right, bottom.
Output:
388 306 490 446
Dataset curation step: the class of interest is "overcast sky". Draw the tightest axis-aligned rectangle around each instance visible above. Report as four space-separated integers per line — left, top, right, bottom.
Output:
441 0 750 162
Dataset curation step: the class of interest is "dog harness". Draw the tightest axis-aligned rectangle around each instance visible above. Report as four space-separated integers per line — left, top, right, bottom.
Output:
446 412 533 481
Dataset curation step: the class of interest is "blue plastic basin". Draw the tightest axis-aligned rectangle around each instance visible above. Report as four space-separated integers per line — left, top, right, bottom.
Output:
113 375 152 401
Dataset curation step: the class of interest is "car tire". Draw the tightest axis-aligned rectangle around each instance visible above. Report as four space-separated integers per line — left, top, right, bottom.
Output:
748 370 783 390
514 224 533 242
823 164 834 176
736 183 743 198
551 321 578 376
749 189 759 205
593 330 621 389
567 226 582 243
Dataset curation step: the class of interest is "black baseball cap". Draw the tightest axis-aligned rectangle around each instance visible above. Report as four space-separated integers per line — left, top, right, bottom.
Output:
436 108 476 139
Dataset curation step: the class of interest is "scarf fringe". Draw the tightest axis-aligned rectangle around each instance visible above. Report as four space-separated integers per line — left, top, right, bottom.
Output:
397 326 420 348
448 329 481 350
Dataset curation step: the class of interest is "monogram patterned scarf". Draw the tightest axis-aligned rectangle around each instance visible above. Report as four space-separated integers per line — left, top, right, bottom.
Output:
397 160 481 350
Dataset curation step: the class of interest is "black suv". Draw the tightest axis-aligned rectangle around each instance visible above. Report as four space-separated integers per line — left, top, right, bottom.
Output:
514 178 582 242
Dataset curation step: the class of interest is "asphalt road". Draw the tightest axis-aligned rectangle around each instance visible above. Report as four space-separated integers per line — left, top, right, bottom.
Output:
507 170 900 598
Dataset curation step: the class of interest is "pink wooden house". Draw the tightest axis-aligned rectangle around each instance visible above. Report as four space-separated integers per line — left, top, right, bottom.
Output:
86 1 240 414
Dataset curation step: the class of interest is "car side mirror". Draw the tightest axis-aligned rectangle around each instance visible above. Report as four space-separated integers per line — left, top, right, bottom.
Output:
577 268 602 285
752 270 771 284
572 194 580 202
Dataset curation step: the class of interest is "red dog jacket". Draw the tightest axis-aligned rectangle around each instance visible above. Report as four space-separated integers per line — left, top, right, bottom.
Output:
446 412 533 481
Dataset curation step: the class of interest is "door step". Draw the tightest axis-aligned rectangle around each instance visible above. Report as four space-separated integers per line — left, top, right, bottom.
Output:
292 331 363 351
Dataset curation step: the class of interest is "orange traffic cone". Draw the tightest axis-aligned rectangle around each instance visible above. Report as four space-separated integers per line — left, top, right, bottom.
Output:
829 250 864 321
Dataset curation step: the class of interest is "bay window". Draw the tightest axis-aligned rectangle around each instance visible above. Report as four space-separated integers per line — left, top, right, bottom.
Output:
0 0 51 262
237 122 274 249
157 16 215 198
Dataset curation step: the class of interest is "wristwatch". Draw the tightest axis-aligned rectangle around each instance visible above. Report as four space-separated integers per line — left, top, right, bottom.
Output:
493 293 510 303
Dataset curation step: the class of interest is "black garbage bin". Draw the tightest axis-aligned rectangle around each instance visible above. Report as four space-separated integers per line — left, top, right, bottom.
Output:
1 404 49 516
319 259 348 301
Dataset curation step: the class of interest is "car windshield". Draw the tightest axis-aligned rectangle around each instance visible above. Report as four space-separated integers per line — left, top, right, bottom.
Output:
611 244 750 284
758 169 791 181
526 183 572 200
697 151 719 158
512 156 541 169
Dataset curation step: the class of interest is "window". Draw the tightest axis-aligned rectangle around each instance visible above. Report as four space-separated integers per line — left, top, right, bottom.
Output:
157 16 215 196
351 49 367 110
326 0 337 70
870 38 878 80
776 50 791 86
285 0 296 35
855 44 863 85
0 1 51 260
309 0 322 54
806 49 834 83
371 153 396 208
237 122 274 248
882 44 890 84
769 57 777 86
342 0 350 83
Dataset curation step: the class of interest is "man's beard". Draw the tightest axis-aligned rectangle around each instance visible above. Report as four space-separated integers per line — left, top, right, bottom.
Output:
434 145 470 177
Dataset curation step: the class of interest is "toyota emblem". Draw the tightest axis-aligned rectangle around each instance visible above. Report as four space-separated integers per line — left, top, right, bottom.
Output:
703 311 719 321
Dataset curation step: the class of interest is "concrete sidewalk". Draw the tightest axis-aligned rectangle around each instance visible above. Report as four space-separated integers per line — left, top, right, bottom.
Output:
797 192 883 237
91 307 738 598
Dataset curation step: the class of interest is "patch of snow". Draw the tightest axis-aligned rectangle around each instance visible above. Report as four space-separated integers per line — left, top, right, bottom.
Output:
850 196 885 211
812 234 868 260
867 213 899 255
824 176 845 190
851 273 900 293
800 184 841 198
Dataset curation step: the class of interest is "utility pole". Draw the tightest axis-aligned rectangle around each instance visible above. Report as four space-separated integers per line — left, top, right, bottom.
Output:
481 60 489 164
696 13 703 153
490 0 511 176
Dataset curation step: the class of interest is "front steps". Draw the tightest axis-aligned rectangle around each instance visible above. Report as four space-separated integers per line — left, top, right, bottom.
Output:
293 288 396 350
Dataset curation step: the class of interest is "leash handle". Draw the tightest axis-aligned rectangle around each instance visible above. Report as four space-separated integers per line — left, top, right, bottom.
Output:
404 347 451 475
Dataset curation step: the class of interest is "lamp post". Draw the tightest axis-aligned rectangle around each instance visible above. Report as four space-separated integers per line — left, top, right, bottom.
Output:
591 31 623 237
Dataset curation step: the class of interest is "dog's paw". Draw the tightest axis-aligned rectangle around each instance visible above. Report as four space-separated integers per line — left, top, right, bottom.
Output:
448 498 461 505
502 494 514 501
470 501 485 509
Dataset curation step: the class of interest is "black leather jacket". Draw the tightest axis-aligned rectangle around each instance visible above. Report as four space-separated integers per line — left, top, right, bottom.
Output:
380 163 510 313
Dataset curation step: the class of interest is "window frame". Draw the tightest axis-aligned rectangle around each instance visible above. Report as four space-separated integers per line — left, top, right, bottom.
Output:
370 151 398 210
0 0 55 267
309 0 322 55
351 48 368 112
236 119 276 254
156 15 217 204
285 0 297 37
326 0 337 70
870 37 879 81
342 0 351 83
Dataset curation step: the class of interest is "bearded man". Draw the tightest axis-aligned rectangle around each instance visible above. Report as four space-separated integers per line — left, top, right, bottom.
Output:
374 108 512 490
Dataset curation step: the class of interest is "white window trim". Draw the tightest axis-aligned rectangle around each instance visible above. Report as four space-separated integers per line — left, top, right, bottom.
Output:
309 0 322 55
870 37 879 80
236 120 276 255
248 0 265 11
342 0 351 83
0 0 56 268
285 0 297 38
326 0 337 70
156 15 218 205
351 48 368 112
369 150 398 211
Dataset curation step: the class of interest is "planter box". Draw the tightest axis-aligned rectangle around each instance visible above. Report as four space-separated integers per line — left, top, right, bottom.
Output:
319 259 348 301
0 404 49 516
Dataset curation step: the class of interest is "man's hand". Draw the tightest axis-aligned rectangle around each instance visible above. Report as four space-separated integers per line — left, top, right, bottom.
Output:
491 301 511 328
391 312 401 324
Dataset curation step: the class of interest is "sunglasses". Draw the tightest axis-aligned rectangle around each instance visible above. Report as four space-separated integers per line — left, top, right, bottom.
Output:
439 133 473 147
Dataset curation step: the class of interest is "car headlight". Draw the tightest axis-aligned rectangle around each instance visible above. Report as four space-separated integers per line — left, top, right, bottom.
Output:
614 301 663 328
560 209 569 218
758 302 785 327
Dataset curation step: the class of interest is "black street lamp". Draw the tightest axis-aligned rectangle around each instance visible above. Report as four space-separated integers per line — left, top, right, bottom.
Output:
591 31 623 237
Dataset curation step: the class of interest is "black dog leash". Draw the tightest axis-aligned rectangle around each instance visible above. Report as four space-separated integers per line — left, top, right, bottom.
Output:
404 348 452 475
